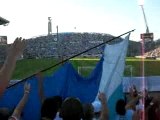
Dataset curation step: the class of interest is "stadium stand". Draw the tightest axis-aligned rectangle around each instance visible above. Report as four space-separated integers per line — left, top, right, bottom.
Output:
1 32 160 62
0 32 120 60
145 47 160 59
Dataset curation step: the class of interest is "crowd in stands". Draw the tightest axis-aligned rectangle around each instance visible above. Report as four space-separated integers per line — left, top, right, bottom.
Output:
23 32 118 59
0 37 160 120
0 44 7 63
2 33 160 62
0 33 120 62
145 47 160 58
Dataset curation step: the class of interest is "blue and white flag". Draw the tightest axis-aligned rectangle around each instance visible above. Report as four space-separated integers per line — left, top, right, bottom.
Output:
98 34 130 120
0 34 129 120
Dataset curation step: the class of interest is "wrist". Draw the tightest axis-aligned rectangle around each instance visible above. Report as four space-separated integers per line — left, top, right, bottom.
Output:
101 100 107 105
24 90 30 94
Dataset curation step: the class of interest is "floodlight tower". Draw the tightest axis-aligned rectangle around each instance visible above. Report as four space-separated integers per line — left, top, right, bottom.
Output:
138 2 150 119
140 5 149 33
138 1 153 42
48 17 52 35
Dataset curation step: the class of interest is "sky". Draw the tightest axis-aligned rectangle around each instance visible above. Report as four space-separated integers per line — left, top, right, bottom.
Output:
0 0 160 43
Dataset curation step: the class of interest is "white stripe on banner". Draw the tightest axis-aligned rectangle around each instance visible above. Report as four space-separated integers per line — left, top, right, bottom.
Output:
99 34 130 99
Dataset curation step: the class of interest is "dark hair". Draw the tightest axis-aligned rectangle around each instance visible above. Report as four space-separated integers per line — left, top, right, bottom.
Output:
59 97 83 120
0 107 12 120
145 96 153 108
116 99 126 116
41 96 62 119
83 103 94 120
148 104 157 120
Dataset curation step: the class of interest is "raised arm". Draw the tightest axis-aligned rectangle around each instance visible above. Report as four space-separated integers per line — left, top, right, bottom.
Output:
125 94 141 110
98 92 109 120
129 85 138 99
9 82 30 120
0 37 25 96
36 72 45 103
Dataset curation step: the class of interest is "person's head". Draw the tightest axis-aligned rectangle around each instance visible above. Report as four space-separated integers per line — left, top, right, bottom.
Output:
130 85 138 98
0 107 12 120
144 89 149 97
147 103 157 120
59 97 83 120
116 99 126 116
41 96 62 120
83 103 94 120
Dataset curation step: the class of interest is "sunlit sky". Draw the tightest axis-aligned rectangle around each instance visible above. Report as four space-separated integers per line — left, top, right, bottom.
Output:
0 0 160 43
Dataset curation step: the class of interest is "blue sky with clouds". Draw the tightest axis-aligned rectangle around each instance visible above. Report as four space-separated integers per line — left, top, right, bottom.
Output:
0 0 160 43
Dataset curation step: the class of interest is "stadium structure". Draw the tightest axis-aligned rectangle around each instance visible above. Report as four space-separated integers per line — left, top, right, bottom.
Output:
0 17 9 63
0 16 9 26
139 3 153 42
0 16 9 45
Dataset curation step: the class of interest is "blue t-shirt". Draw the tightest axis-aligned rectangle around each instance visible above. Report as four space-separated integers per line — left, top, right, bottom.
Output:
115 109 134 120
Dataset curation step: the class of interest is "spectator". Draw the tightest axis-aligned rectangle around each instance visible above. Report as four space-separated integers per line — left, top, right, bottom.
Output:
116 98 138 120
36 72 45 103
36 72 62 120
0 37 25 96
8 82 31 120
59 97 83 120
130 85 138 98
98 92 108 120
0 107 13 120
41 96 62 120
83 103 94 120
144 89 153 109
146 95 160 120
37 72 109 120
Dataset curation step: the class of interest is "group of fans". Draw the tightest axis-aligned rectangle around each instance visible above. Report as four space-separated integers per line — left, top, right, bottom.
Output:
0 38 160 120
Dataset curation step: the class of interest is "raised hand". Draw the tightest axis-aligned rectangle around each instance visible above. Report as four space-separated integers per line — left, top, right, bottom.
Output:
130 85 138 98
9 82 31 120
24 82 31 94
98 92 107 104
8 37 26 58
36 72 45 103
98 92 108 120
